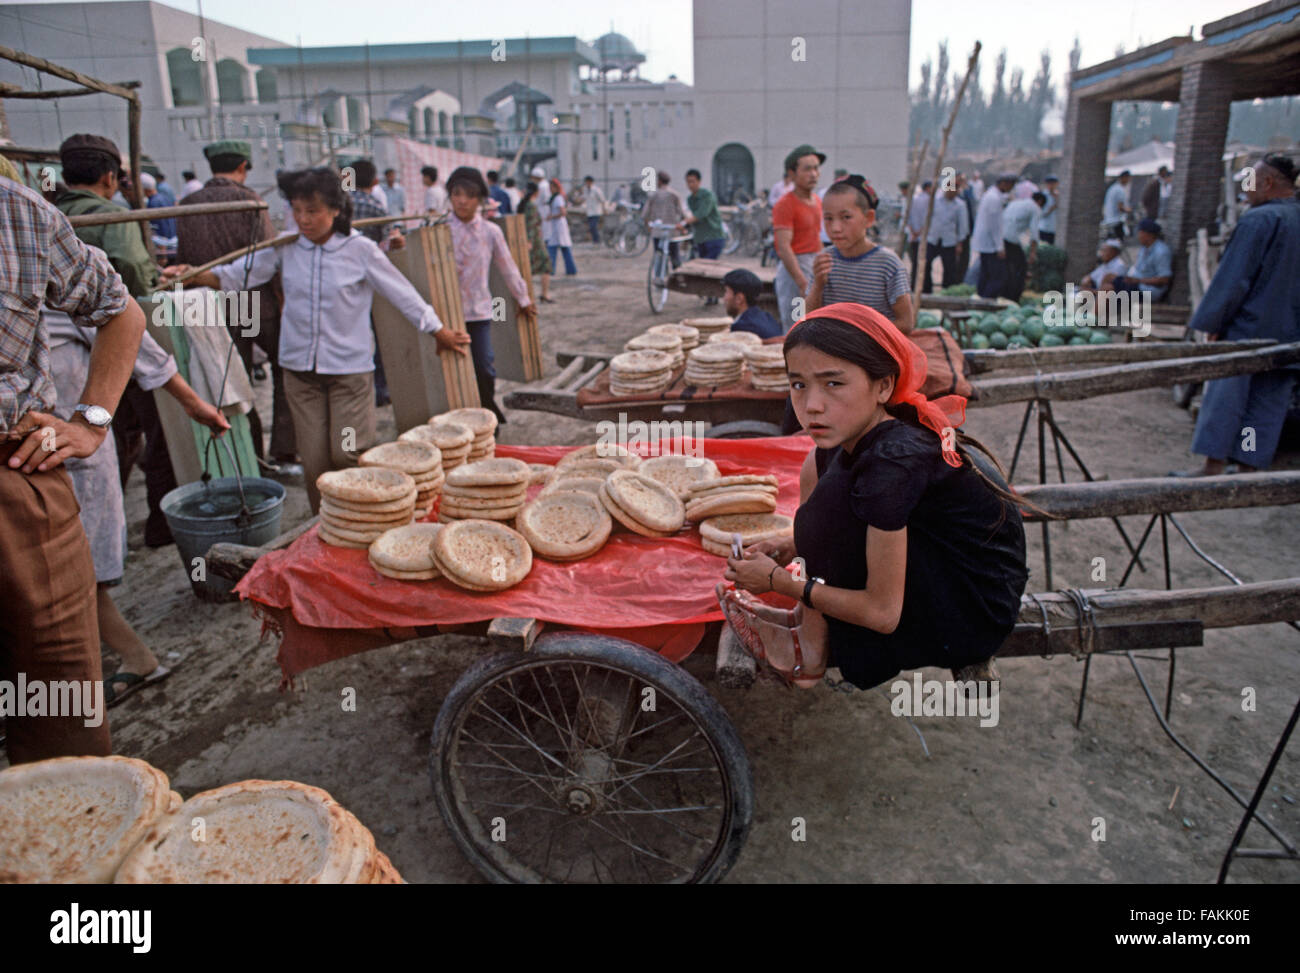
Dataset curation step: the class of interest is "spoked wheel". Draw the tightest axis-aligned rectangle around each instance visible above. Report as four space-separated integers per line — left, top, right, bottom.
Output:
708 420 783 439
618 222 650 257
648 249 670 313
430 632 754 884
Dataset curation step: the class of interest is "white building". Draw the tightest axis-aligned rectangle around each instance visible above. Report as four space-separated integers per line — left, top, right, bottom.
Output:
0 0 911 203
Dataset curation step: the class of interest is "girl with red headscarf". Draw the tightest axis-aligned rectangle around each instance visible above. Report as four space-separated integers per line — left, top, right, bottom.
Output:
717 302 1029 689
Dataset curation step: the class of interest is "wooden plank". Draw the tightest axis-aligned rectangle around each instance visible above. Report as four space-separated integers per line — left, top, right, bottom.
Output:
372 224 479 434
68 200 266 227
487 215 543 382
544 357 586 390
566 360 607 392
964 338 1271 374
1018 471 1300 521
0 44 136 99
970 342 1300 407
487 616 544 652
207 515 320 582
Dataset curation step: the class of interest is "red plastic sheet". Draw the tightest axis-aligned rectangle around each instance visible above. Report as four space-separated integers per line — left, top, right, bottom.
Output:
236 436 813 677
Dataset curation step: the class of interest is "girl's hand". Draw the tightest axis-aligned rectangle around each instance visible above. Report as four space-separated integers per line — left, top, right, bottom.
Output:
161 264 190 279
518 303 538 326
812 250 832 285
746 536 795 564
724 549 779 594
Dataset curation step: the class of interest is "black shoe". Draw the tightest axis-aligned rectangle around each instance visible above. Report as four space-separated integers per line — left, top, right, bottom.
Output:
144 514 174 548
252 365 267 381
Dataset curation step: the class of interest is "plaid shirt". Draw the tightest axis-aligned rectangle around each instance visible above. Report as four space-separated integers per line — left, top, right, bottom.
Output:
0 177 130 433
350 189 388 243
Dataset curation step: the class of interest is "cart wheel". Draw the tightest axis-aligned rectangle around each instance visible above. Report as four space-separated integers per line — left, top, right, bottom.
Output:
708 420 783 439
430 632 753 884
647 249 670 313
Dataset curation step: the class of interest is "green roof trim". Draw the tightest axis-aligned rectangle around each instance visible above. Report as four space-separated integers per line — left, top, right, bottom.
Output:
249 37 598 68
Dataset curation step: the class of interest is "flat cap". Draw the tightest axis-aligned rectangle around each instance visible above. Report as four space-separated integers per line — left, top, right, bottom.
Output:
783 143 826 172
59 133 122 164
203 139 252 162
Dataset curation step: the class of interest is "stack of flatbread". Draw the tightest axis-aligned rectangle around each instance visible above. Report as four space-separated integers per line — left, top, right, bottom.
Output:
708 329 763 348
684 343 745 387
368 523 443 581
684 474 779 521
744 344 790 391
647 322 699 352
0 755 181 884
432 519 533 591
439 457 532 523
639 454 721 499
599 469 686 538
609 349 674 396
517 490 612 561
625 332 685 370
359 441 443 520
317 467 417 548
436 408 497 463
681 316 732 339
698 512 794 558
527 463 554 486
401 421 473 475
113 780 402 884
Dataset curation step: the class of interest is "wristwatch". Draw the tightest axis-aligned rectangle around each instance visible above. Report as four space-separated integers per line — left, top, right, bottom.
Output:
73 404 113 428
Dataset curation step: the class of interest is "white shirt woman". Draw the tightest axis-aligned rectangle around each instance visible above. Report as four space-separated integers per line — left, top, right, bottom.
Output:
544 191 573 248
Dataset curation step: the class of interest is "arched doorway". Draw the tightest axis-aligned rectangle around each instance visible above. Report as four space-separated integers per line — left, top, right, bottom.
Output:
712 143 755 205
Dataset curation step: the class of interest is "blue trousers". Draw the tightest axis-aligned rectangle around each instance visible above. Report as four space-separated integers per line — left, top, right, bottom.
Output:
547 244 577 275
697 238 724 260
977 251 1006 299
466 319 494 380
587 215 601 243
1191 369 1297 468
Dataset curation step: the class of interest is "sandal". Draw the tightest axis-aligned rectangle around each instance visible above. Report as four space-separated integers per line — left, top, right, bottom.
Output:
105 665 172 708
717 584 825 687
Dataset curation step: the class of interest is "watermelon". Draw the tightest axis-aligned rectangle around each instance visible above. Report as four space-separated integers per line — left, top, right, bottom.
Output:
999 317 1021 336
1068 335 1088 346
989 331 1010 350
1020 319 1046 344
1089 329 1112 344
978 317 1002 337
918 311 943 329
1039 333 1065 347
970 333 991 350
1018 305 1039 320
1006 336 1031 349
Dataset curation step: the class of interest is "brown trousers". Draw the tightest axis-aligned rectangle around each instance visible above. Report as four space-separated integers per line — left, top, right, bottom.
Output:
0 441 111 763
282 369 376 514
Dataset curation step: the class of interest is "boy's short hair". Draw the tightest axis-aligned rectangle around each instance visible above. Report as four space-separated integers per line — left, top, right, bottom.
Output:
347 158 377 188
505 177 516 188
446 165 488 199
421 165 438 182
487 169 499 182
722 268 762 306
824 174 878 213
384 167 396 176
656 170 671 185
182 170 196 181
685 168 701 181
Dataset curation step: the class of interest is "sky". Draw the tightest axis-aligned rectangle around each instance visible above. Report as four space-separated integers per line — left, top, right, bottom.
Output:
4 0 1263 92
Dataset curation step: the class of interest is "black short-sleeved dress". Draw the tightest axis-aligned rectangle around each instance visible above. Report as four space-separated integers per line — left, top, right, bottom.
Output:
792 418 1029 689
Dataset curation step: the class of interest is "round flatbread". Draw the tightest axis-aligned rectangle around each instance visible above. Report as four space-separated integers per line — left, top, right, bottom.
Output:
317 525 371 549
438 505 520 522
699 512 794 546
610 349 673 375
680 316 732 332
442 481 527 499
368 523 443 572
688 474 780 493
113 780 369 884
640 454 722 498
517 491 612 560
598 482 678 538
418 420 474 450
625 332 682 355
370 563 440 581
445 457 530 488
743 343 785 362
708 330 762 346
439 493 527 511
0 756 175 883
433 519 532 590
541 475 606 497
317 467 416 504
700 537 737 558
318 518 393 544
605 470 685 533
527 463 554 485
318 491 416 515
689 344 745 364
688 483 779 503
685 491 778 520
437 407 497 437
319 503 414 528
647 322 699 348
556 443 642 470
358 441 440 475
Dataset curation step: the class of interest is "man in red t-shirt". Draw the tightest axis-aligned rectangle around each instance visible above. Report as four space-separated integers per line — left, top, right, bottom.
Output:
772 143 825 331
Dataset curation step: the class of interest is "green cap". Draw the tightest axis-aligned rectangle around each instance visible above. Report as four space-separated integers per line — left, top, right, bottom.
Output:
783 143 826 173
203 139 252 163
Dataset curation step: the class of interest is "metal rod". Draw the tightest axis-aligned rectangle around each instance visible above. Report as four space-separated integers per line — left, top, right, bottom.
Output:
1038 403 1052 590
1217 691 1300 883
1119 514 1159 587
1007 397 1034 482
1126 651 1295 853
1161 514 1176 722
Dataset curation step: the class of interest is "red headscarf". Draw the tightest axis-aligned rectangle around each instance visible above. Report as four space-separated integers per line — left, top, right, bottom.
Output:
787 302 968 467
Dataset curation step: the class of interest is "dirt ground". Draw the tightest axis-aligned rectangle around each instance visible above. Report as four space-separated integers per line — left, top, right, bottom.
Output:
24 243 1299 883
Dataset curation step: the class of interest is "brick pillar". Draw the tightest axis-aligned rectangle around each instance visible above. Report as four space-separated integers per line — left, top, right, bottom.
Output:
1058 93 1111 281
1165 61 1234 305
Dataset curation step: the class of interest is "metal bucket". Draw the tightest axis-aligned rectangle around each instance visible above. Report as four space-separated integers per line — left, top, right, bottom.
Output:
160 476 285 602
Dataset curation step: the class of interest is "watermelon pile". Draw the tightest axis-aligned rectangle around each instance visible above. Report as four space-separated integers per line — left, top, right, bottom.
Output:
938 283 976 297
916 295 1116 351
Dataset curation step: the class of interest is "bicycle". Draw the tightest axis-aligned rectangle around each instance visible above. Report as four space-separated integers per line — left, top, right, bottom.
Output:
647 220 693 313
614 204 650 257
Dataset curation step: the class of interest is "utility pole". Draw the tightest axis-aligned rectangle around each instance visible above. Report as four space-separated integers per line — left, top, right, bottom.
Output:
197 0 216 139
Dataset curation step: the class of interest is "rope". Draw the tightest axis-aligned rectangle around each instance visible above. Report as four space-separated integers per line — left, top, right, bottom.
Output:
1061 587 1099 658
1027 591 1053 659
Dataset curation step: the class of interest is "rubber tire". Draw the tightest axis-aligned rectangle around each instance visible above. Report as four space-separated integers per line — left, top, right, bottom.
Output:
648 249 669 313
708 420 784 439
430 632 754 884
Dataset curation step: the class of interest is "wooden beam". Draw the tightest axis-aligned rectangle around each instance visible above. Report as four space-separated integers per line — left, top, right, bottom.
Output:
69 199 267 228
0 44 138 100
970 342 1300 406
0 81 141 99
1018 471 1300 521
963 338 1272 374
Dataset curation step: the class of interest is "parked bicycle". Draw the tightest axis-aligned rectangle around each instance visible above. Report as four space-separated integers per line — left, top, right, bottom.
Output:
647 220 693 313
613 203 650 257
